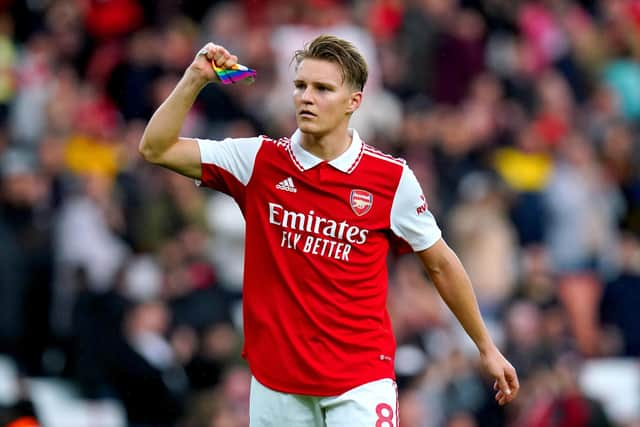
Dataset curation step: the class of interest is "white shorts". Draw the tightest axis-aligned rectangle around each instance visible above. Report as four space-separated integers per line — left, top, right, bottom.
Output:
249 377 398 427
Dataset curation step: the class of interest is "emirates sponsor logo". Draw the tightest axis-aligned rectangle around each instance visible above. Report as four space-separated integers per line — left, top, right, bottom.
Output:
268 202 370 261
350 189 373 216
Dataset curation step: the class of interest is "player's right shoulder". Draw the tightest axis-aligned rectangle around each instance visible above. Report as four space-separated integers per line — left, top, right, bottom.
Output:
197 136 267 185
197 135 262 159
197 134 290 167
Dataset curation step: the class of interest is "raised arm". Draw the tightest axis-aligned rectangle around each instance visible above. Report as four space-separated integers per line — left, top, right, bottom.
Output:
416 239 519 406
138 43 239 178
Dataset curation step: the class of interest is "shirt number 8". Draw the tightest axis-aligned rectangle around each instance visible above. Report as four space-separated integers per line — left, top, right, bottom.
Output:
375 403 394 427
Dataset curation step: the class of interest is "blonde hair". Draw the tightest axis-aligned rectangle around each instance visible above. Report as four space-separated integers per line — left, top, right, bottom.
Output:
293 34 368 91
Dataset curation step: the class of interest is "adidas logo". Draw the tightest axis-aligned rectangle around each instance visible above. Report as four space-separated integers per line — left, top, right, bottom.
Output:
276 177 297 193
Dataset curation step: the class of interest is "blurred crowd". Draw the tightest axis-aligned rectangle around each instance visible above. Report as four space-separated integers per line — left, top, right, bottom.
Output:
0 0 639 426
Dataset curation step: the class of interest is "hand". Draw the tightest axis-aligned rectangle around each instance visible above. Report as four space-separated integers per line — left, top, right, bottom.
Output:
480 345 519 406
186 42 239 87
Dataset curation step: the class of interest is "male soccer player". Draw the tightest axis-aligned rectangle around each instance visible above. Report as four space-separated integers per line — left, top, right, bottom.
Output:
139 35 519 426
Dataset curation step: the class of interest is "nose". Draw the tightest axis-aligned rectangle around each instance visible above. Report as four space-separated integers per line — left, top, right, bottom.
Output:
300 86 313 103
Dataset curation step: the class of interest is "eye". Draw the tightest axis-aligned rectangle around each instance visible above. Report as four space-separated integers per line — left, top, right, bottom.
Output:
294 82 306 90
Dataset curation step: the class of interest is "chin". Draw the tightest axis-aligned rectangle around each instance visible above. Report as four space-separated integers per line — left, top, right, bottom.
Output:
297 121 320 134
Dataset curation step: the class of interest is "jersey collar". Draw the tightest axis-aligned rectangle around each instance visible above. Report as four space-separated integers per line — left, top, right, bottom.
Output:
289 128 364 174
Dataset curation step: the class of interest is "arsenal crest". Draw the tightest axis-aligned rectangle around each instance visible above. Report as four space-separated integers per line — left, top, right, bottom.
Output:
350 189 373 216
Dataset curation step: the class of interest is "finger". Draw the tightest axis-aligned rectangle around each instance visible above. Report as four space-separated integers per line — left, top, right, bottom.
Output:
496 374 512 398
197 43 216 60
509 369 520 391
506 370 519 401
223 56 236 69
212 48 230 67
223 54 238 69
493 380 499 391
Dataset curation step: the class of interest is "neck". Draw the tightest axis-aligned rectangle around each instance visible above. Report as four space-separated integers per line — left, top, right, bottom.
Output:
299 125 352 161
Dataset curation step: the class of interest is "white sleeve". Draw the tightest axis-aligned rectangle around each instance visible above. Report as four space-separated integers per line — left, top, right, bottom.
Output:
196 137 262 186
390 165 442 251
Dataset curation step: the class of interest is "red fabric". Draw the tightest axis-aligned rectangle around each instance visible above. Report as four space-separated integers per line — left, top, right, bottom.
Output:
518 3 564 73
533 113 569 147
187 262 217 290
526 394 591 427
85 41 125 88
368 0 404 41
7 417 39 427
73 94 120 139
628 0 640 30
200 138 403 395
84 0 143 39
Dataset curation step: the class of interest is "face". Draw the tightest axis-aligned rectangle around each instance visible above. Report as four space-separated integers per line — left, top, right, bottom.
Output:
293 58 361 136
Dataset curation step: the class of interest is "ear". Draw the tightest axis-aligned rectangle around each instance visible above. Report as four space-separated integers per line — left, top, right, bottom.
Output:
346 91 363 114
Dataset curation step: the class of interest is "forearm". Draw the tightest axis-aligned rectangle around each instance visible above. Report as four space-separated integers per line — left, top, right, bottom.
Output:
139 71 207 162
421 244 494 353
417 240 518 403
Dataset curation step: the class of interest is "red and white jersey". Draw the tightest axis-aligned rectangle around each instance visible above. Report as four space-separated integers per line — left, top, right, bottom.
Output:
197 129 441 396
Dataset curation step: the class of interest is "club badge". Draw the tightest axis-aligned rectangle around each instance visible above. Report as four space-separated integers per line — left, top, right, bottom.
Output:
350 189 373 216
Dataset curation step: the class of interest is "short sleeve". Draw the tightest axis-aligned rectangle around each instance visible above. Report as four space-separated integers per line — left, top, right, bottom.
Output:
196 137 262 190
390 165 442 252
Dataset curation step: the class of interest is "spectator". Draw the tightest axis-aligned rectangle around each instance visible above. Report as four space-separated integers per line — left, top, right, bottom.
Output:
0 148 53 375
599 234 640 356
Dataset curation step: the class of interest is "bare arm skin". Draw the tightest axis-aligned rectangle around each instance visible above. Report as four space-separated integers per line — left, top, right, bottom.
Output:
416 238 520 406
138 43 238 178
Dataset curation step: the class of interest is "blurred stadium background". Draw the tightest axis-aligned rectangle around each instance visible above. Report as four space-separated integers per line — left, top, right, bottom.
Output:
0 0 639 426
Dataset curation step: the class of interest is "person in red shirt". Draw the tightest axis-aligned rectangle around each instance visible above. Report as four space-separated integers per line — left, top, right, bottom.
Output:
139 34 519 426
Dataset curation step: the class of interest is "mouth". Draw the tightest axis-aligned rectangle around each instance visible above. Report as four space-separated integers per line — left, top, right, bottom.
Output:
298 110 317 119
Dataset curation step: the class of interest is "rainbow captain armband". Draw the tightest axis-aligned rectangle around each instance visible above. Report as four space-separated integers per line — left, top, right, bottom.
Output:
213 62 256 85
